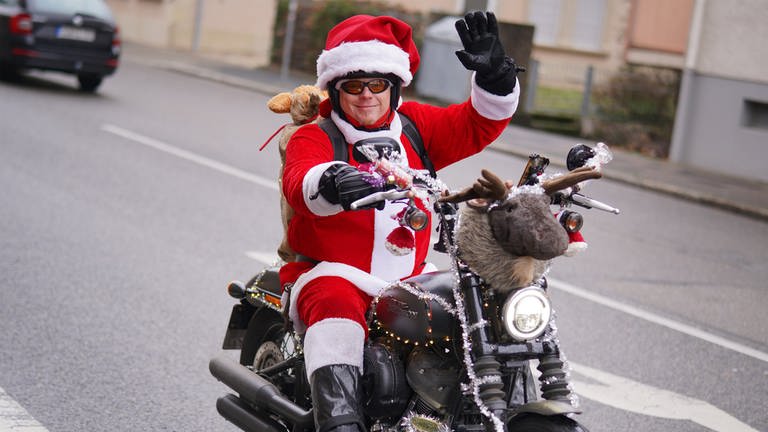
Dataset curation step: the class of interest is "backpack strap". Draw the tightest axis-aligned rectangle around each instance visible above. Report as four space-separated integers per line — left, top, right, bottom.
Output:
318 117 349 162
318 115 436 178
399 113 436 178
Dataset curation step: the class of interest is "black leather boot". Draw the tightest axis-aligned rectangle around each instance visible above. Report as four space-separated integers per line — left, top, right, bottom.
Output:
310 364 366 432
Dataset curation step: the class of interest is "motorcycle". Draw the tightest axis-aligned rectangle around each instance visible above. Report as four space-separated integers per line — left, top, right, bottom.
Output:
209 142 619 432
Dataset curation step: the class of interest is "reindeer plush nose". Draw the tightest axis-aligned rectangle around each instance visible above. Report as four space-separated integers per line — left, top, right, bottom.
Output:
488 193 569 260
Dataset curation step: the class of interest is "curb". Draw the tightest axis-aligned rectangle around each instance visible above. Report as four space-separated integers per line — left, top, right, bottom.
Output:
127 55 768 222
129 58 287 96
490 144 768 221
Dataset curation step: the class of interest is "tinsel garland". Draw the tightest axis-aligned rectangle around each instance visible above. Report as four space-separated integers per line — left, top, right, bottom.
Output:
401 411 452 432
356 143 447 208
369 279 460 324
246 262 284 313
442 210 507 432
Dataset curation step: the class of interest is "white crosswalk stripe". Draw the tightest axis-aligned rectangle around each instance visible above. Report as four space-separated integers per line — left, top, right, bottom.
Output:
0 387 48 432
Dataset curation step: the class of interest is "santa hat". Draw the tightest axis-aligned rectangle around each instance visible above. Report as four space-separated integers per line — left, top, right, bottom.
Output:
316 15 420 90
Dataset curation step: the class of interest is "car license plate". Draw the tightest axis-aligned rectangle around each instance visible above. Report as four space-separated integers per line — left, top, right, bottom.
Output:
57 26 96 42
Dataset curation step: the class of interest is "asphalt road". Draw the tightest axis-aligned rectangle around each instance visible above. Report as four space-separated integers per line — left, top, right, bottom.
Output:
0 60 766 432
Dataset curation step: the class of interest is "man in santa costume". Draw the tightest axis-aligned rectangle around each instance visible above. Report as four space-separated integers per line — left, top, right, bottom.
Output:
281 11 521 432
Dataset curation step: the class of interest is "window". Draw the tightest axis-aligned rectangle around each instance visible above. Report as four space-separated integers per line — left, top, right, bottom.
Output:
743 100 768 130
570 0 606 51
529 0 562 46
528 0 606 52
26 0 113 21
464 0 489 13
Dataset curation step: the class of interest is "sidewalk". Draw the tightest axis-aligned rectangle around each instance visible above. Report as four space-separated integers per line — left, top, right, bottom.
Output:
121 42 768 221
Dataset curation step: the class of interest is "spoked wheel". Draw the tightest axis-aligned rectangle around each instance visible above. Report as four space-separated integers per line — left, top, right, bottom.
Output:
239 307 295 368
252 340 285 370
238 306 307 408
506 414 589 432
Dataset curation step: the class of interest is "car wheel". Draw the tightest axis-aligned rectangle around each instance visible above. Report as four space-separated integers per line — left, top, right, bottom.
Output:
78 74 103 92
0 63 21 82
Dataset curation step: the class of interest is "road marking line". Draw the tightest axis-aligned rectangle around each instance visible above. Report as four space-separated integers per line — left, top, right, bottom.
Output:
107 118 765 364
100 124 279 191
548 278 768 363
569 362 759 432
244 250 761 429
242 250 768 363
0 387 49 431
99 125 767 364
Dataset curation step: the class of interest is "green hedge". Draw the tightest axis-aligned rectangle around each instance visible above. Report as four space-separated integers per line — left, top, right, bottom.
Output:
272 0 423 74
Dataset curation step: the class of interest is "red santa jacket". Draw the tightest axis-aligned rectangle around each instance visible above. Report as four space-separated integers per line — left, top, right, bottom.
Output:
282 82 519 289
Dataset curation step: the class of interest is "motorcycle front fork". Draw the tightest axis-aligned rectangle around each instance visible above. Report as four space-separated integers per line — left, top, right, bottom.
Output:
460 272 576 425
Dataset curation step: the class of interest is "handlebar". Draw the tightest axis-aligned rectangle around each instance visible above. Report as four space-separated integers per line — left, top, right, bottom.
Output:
353 188 620 215
350 189 413 210
571 193 620 214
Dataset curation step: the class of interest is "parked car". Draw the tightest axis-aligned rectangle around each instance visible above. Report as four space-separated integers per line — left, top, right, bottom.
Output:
0 0 120 92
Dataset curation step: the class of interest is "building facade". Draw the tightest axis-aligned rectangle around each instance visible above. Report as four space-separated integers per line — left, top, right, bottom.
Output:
106 0 277 67
669 0 768 182
107 0 768 182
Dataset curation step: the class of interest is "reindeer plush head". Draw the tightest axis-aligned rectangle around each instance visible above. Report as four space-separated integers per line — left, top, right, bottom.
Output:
441 168 601 292
267 84 326 126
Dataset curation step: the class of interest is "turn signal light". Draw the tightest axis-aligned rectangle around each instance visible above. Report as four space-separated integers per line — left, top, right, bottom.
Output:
558 210 583 233
403 206 428 231
10 14 33 35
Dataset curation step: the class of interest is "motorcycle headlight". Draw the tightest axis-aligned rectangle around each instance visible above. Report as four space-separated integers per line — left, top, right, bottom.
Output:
501 287 552 341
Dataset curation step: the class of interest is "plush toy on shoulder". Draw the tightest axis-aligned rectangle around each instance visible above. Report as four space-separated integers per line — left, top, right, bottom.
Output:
262 84 328 263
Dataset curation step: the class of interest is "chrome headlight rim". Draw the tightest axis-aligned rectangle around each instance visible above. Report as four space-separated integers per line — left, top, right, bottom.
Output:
501 287 552 341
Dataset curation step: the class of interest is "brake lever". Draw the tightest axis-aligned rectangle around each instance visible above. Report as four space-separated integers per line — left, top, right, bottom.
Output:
350 189 411 210
571 193 620 214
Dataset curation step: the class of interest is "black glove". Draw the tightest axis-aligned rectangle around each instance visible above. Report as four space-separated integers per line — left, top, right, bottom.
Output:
454 11 522 96
316 164 384 211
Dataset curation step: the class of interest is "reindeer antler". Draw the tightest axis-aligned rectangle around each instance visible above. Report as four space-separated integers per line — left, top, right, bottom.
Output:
541 166 602 195
440 169 509 203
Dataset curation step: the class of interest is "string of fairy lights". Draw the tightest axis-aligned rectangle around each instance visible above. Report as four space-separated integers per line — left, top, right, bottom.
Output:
242 148 588 430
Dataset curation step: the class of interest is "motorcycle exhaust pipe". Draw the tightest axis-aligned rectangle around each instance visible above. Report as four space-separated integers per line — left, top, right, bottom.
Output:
217 394 285 432
209 355 314 429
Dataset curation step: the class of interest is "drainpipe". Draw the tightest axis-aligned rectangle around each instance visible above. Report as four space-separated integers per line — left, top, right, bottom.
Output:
192 0 204 51
669 0 706 162
280 0 299 82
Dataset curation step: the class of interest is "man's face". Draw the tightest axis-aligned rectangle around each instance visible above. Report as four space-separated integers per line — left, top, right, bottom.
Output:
336 78 392 126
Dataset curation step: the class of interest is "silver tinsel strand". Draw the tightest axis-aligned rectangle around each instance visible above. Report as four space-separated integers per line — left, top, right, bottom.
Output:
442 209 506 432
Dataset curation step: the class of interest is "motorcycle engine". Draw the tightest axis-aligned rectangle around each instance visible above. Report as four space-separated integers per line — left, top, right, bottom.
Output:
362 341 411 419
405 345 461 412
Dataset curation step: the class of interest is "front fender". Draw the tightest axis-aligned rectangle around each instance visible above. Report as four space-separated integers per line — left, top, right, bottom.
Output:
510 400 581 417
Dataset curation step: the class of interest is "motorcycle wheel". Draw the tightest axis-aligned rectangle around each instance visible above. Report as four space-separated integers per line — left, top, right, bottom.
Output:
506 414 589 432
239 307 294 368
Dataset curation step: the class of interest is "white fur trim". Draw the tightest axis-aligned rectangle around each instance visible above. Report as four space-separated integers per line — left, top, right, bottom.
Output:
470 73 520 120
303 318 365 378
316 40 413 89
371 201 415 280
422 262 438 273
303 161 346 216
564 241 588 257
330 110 404 147
289 262 389 334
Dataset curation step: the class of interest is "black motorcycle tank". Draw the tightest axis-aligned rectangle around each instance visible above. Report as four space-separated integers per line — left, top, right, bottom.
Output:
373 270 457 343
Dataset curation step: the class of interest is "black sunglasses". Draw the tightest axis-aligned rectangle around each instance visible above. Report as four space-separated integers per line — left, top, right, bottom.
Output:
336 79 392 95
